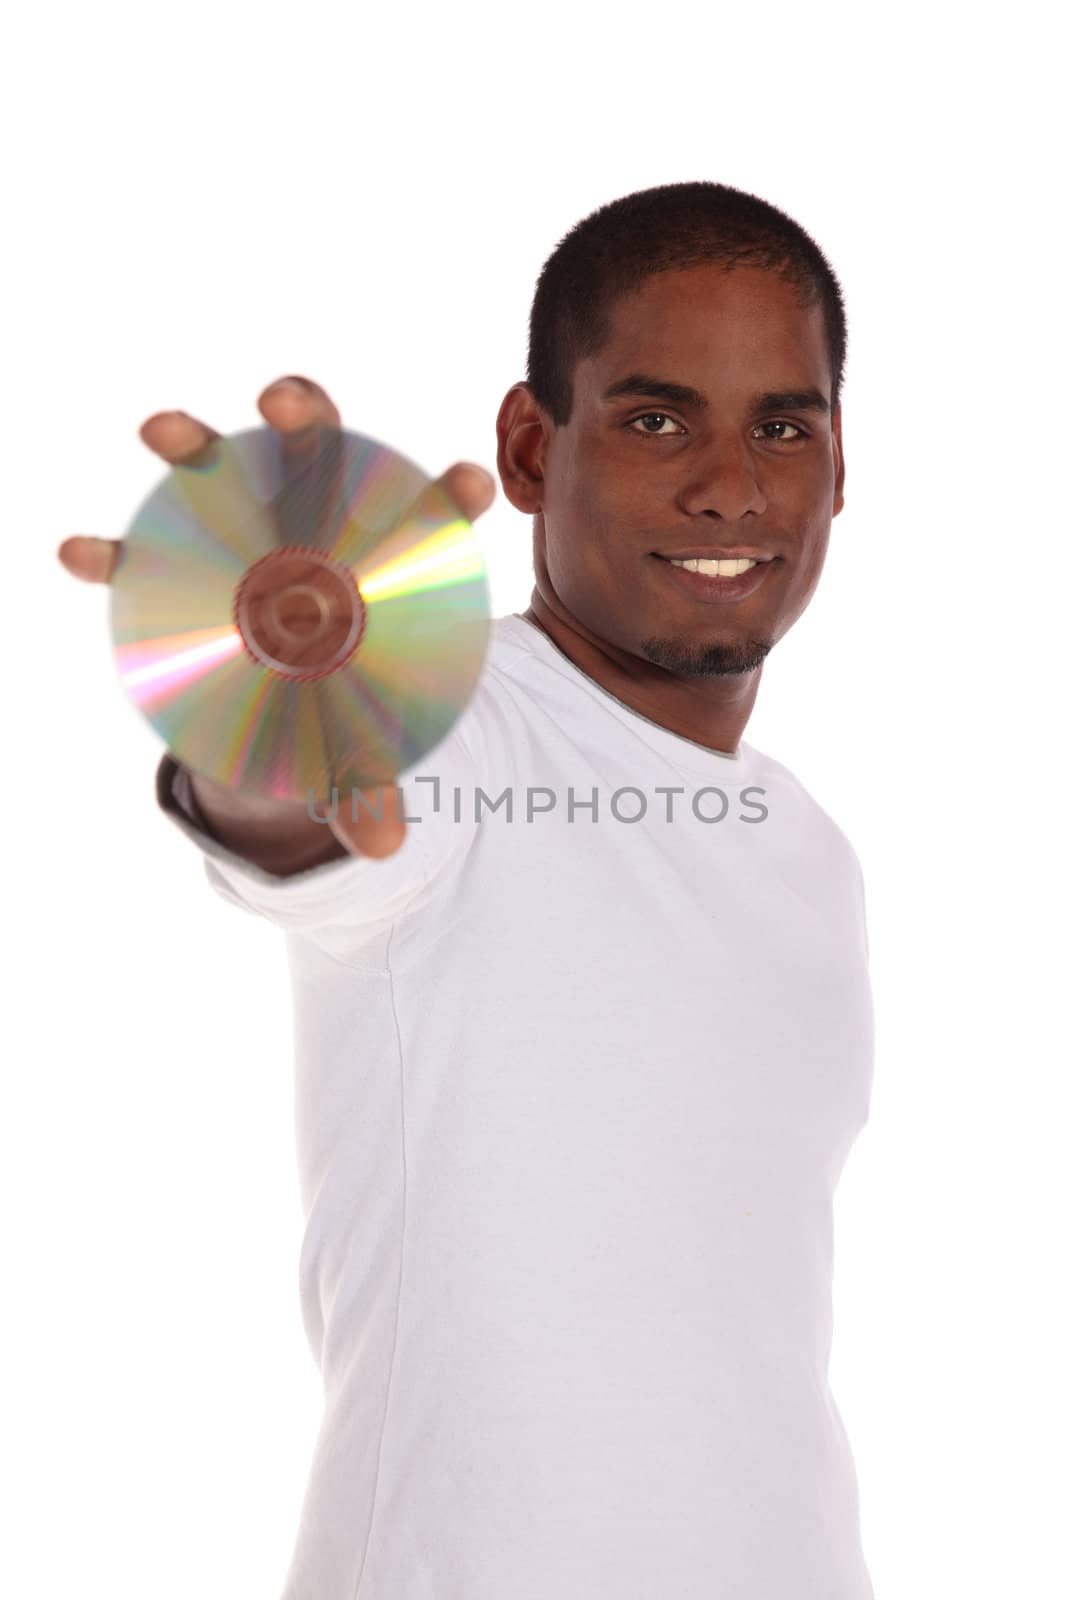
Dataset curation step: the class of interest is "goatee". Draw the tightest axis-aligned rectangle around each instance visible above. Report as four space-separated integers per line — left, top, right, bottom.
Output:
638 635 773 680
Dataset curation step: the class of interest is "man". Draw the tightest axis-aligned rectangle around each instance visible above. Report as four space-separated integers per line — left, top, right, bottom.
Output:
59 180 876 1599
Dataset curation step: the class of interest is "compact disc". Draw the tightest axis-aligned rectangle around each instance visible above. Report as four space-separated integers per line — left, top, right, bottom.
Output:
110 424 491 800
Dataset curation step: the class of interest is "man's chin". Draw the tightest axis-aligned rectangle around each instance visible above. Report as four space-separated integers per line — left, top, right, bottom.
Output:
638 634 774 679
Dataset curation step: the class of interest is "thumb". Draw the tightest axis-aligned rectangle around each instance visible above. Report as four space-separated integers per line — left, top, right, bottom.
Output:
328 782 408 860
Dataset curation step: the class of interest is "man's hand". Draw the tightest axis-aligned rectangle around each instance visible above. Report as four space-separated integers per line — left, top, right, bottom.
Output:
57 375 496 865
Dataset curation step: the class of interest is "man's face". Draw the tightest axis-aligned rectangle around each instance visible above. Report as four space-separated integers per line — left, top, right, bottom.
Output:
523 263 845 678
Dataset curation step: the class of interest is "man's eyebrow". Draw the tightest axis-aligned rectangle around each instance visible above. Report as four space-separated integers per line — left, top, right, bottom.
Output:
599 372 830 416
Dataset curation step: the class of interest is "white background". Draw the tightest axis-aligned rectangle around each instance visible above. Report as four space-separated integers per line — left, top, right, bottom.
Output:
4 3 1063 1596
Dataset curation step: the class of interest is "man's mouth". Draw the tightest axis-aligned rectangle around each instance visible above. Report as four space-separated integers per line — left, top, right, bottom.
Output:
650 552 776 602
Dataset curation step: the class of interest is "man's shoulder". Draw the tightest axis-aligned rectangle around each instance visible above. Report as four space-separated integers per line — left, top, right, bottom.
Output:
482 611 546 678
451 611 563 739
740 741 864 871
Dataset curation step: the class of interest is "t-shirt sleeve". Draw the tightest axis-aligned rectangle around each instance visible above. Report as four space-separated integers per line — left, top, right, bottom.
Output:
856 858 870 968
831 824 870 969
155 713 484 963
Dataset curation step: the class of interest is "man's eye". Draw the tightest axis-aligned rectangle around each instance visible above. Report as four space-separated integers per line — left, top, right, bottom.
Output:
628 413 683 436
758 420 808 443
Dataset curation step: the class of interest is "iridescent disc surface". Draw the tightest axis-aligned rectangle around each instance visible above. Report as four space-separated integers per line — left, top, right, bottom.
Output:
110 425 491 799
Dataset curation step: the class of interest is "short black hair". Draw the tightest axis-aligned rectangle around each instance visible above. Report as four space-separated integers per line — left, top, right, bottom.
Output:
526 180 848 428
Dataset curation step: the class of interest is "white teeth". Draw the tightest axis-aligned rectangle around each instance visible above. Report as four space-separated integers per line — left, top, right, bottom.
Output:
668 557 759 577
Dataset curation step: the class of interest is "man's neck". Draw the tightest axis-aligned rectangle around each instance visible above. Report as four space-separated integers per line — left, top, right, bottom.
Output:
520 591 760 757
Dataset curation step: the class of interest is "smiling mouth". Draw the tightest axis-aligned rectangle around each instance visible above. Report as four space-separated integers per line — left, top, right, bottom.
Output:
650 552 777 603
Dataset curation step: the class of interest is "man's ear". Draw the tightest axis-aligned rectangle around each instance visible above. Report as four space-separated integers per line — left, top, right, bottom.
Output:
496 383 548 514
831 405 845 517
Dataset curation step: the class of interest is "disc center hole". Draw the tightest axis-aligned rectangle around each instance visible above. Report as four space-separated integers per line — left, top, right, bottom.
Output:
270 583 329 641
233 547 365 681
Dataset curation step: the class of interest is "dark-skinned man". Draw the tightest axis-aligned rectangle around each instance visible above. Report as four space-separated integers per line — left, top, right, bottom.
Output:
59 181 876 1600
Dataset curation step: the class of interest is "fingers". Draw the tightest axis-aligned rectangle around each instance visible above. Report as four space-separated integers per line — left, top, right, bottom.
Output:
257 374 341 437
257 375 342 485
57 534 122 584
436 461 496 524
257 375 346 545
257 380 495 527
321 463 494 861
382 460 494 567
139 410 222 466
328 783 408 859
57 409 224 585
136 378 340 477
55 376 495 596
138 377 339 471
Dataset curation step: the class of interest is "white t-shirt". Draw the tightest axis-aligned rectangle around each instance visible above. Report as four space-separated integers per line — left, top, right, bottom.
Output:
158 611 876 1600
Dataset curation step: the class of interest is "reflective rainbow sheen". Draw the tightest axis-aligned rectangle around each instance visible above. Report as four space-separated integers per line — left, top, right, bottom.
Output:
119 626 244 696
110 425 491 799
